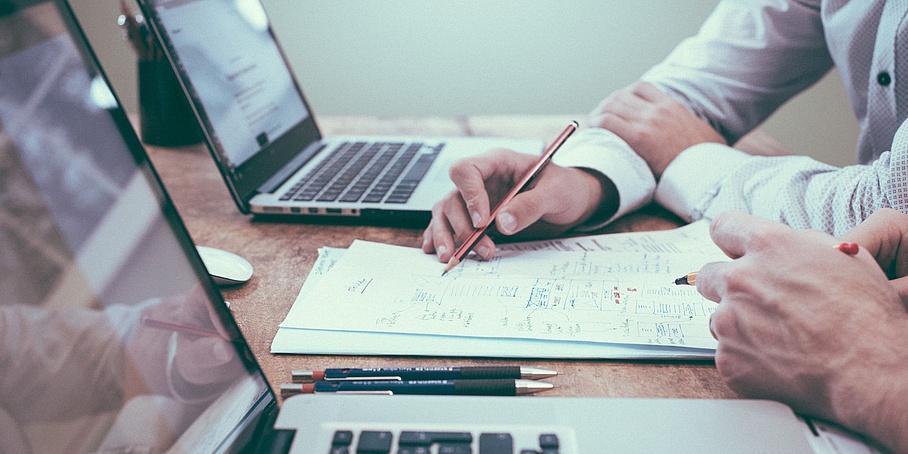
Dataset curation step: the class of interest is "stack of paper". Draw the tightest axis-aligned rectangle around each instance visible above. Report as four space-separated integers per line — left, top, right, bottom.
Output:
272 221 728 359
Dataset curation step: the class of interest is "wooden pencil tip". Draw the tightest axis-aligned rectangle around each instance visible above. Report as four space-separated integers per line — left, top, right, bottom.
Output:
442 256 460 276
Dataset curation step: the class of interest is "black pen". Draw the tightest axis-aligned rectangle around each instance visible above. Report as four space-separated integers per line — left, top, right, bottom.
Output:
291 366 557 382
280 379 553 397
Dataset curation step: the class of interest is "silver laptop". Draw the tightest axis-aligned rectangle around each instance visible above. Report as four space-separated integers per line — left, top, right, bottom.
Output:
135 0 542 224
0 3 879 452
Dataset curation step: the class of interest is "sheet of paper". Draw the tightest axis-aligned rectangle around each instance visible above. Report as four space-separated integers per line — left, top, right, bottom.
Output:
270 326 716 359
496 220 713 253
273 245 713 359
280 221 726 350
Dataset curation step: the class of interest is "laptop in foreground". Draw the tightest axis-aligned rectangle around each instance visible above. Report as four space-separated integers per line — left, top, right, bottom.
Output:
135 0 543 225
0 2 879 452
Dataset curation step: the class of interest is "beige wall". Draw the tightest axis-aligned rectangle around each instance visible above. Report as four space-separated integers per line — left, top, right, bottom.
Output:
71 0 860 166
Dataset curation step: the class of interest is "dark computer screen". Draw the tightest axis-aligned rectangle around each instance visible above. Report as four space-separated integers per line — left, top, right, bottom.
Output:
0 1 272 452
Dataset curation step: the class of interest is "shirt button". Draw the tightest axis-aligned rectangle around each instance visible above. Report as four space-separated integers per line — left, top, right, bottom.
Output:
877 71 892 86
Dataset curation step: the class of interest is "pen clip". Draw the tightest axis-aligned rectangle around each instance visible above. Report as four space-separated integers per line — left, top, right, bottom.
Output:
334 390 395 395
328 376 403 381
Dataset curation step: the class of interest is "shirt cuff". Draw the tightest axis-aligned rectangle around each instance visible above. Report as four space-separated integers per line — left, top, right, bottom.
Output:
551 128 656 230
655 142 751 221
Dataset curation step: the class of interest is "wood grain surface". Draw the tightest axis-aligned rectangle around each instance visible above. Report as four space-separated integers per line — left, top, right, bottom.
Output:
143 116 736 402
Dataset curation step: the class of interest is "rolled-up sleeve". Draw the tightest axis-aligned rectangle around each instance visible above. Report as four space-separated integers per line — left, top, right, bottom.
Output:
552 128 656 230
657 119 908 235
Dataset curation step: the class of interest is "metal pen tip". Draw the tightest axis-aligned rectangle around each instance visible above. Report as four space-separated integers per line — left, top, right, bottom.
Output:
291 369 324 383
520 366 558 380
515 379 555 395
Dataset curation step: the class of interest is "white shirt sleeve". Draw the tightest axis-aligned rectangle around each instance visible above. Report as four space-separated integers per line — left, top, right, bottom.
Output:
551 128 656 230
657 121 908 236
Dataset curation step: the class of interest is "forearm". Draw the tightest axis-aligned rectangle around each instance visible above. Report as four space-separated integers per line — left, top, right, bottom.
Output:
657 143 901 235
0 306 125 421
642 0 831 143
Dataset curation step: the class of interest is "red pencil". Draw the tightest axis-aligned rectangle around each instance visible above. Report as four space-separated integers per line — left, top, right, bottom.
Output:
442 121 579 275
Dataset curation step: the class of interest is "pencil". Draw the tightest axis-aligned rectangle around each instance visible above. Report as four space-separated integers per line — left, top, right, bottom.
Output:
673 271 697 286
674 242 861 286
442 121 579 275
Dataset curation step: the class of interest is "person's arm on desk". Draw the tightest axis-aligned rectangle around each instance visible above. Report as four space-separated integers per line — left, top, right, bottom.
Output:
695 210 908 453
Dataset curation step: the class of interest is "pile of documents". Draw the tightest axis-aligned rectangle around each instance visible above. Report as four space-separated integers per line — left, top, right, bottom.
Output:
272 221 728 359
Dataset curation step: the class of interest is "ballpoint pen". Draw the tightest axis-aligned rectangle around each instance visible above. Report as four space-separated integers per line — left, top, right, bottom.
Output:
442 121 579 275
291 366 557 382
279 379 554 397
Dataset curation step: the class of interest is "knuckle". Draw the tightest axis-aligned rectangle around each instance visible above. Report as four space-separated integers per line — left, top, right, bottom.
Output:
721 266 752 294
746 229 785 253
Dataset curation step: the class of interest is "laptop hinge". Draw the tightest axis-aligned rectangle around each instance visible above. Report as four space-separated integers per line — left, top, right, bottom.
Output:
257 142 326 194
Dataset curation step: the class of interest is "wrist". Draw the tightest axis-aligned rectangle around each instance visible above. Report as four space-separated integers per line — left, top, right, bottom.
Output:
829 314 908 452
572 168 618 229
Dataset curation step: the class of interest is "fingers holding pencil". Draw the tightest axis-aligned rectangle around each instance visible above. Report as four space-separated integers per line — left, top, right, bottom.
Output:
439 122 579 275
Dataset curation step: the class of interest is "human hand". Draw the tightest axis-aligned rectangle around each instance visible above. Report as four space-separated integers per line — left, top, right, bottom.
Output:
588 81 725 178
841 208 908 302
422 149 615 263
695 211 908 453
126 285 243 402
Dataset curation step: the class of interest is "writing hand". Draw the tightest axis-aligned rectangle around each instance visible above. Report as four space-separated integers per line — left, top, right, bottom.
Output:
126 285 242 401
422 149 612 263
695 211 908 453
589 81 725 178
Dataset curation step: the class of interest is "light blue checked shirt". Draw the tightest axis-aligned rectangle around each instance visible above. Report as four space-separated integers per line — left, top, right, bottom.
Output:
553 0 908 235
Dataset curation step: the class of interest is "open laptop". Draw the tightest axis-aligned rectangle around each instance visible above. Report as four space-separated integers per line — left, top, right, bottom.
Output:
134 0 543 224
0 2 881 452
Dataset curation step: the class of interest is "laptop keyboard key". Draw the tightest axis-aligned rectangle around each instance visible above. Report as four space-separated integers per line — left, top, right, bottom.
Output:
479 433 513 454
398 431 473 445
329 430 354 453
438 443 471 454
333 430 354 445
397 447 431 454
356 430 393 453
538 433 559 449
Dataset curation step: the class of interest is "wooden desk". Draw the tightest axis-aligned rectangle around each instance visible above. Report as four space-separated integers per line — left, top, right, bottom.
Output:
144 115 736 400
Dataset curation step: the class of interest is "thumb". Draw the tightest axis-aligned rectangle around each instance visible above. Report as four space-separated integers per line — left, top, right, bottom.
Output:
174 337 238 385
495 189 548 235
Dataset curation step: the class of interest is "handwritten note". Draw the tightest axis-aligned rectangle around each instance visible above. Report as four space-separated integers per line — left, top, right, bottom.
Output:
281 222 726 350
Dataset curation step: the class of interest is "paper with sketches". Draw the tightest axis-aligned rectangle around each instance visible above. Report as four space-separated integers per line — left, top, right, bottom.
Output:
278 221 726 351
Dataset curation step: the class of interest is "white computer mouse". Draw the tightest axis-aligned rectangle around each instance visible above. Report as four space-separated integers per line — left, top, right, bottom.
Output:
196 246 254 285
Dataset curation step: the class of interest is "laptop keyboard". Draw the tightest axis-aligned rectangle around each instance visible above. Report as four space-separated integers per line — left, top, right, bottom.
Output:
279 141 444 205
325 429 564 454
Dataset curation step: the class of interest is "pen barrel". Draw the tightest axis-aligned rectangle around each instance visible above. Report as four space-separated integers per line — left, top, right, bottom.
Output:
313 379 518 396
452 379 515 396
457 366 521 380
323 366 521 380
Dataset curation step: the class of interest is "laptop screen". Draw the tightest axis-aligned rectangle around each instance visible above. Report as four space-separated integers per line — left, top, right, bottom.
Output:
148 0 309 169
140 0 324 210
0 1 273 452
